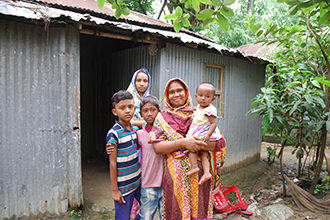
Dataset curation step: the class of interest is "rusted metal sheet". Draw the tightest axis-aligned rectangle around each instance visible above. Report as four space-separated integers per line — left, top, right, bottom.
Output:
0 19 82 219
236 42 277 62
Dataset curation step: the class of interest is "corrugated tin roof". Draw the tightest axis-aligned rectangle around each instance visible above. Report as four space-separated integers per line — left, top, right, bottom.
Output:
0 0 271 64
37 0 173 28
236 42 276 63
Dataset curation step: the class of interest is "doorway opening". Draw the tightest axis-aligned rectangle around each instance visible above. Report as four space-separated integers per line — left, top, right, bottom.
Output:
80 33 144 210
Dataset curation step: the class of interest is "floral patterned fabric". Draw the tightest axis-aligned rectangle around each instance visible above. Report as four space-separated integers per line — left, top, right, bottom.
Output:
149 78 226 220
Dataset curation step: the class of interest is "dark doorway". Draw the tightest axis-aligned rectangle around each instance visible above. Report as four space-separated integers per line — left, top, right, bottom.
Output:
80 33 144 160
80 33 144 209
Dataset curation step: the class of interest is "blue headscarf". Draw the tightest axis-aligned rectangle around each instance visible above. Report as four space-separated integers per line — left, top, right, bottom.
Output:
126 67 151 118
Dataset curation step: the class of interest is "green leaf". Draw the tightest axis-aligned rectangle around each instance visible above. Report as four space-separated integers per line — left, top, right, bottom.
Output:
301 3 316 14
220 6 234 17
182 18 191 27
97 0 106 9
319 80 330 87
193 0 200 12
305 94 313 104
310 80 320 88
287 81 302 88
269 24 277 32
296 36 302 44
269 108 274 123
173 20 183 32
286 0 297 6
305 123 314 138
315 121 325 133
290 5 299 15
326 121 330 132
200 0 212 4
197 9 214 20
184 0 192 8
122 7 130 16
175 6 183 17
115 8 122 19
212 0 220 6
297 0 314 9
262 115 269 136
203 17 214 27
112 2 119 9
217 12 229 32
223 0 235 6
183 13 190 19
257 30 264 37
107 0 114 4
319 11 330 25
313 96 325 108
164 14 177 20
289 100 302 115
264 18 270 28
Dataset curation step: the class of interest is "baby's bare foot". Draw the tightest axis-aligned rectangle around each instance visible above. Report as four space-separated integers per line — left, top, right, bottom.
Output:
198 173 212 185
186 167 199 176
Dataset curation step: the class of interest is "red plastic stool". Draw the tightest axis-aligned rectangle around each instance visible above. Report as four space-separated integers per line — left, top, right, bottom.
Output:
213 183 251 215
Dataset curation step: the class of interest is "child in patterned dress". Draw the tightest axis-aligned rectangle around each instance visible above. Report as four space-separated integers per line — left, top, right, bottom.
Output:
186 82 222 185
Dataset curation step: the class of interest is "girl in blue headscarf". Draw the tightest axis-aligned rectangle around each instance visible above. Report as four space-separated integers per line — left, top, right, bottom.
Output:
126 68 151 128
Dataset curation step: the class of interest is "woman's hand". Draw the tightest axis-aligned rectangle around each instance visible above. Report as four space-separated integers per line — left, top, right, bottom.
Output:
183 136 207 153
153 136 207 155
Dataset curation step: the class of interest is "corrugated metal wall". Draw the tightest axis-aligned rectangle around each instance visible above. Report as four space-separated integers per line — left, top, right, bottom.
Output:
158 43 265 173
0 19 82 219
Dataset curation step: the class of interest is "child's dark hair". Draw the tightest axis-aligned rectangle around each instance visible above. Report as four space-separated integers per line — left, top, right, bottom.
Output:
112 90 133 108
140 96 160 110
197 82 216 96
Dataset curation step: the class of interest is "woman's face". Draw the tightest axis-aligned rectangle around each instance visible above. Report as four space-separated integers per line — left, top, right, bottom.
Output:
135 72 149 95
167 80 186 108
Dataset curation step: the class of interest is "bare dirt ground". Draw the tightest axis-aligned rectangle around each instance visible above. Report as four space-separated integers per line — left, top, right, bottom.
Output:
218 142 330 220
68 142 330 220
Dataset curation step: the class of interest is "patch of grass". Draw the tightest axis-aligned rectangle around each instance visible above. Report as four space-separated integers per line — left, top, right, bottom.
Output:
82 200 115 220
51 200 115 220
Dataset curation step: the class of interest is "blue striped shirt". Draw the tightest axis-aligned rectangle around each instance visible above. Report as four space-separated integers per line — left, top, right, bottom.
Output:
106 121 141 196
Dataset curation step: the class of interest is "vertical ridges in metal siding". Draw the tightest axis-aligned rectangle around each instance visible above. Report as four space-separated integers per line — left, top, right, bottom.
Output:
65 25 82 208
0 19 6 218
0 19 80 219
161 44 230 107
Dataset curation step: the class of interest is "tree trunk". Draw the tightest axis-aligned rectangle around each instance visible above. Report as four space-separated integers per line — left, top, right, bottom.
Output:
307 12 330 194
313 142 320 170
310 126 326 194
138 0 147 14
280 141 287 198
247 0 253 17
157 0 167 19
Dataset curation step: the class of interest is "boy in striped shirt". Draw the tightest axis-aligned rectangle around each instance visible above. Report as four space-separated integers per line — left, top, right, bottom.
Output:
106 90 141 220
